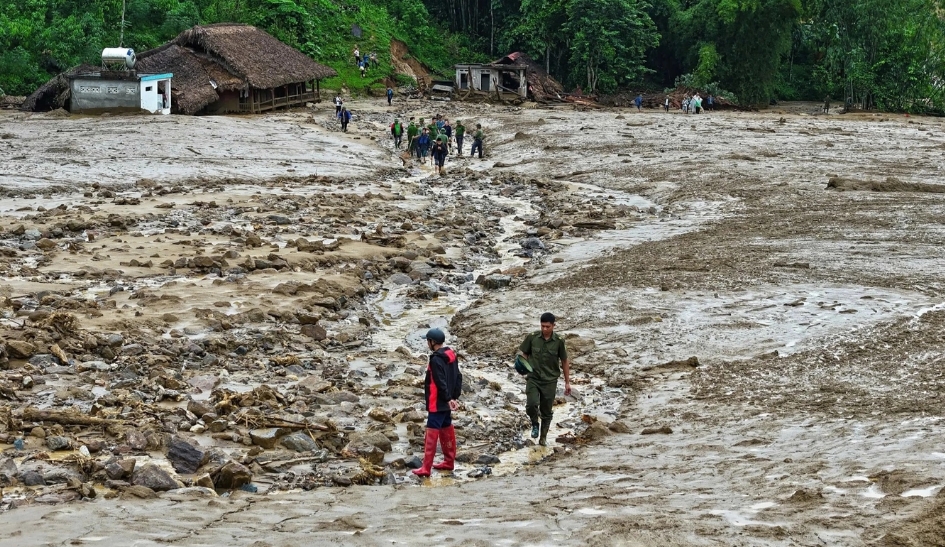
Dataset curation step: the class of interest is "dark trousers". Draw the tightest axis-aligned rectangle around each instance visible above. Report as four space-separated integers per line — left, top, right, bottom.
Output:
387 96 392 106
525 377 556 425
393 134 402 148
456 135 464 155
470 138 483 158
341 120 348 132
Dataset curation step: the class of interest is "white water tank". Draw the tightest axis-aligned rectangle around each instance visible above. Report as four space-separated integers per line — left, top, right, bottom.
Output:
101 48 136 69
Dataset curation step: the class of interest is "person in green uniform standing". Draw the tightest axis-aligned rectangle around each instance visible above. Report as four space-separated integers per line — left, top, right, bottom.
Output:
454 120 465 156
406 118 419 155
518 312 571 446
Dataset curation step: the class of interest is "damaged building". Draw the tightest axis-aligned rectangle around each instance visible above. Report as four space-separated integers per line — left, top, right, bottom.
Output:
454 52 563 102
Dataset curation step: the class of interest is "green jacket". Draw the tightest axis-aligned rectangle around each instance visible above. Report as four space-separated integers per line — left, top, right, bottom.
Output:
519 331 568 383
474 129 484 141
407 123 418 138
427 123 439 138
455 123 465 136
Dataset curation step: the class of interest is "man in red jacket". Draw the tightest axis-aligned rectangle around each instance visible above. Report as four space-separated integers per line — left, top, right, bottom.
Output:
413 328 462 477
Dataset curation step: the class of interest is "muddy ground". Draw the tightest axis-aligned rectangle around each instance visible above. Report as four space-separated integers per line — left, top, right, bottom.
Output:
0 100 943 546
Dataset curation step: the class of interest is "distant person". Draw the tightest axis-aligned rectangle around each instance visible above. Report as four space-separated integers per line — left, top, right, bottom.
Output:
334 95 342 117
411 328 462 477
386 86 394 106
363 52 370 69
406 118 419 155
682 96 690 114
359 61 365 78
518 312 570 447
370 51 379 69
353 45 360 66
454 120 466 155
664 96 670 112
340 107 351 132
470 123 484 158
635 94 643 111
442 119 453 152
391 118 403 149
432 139 448 175
707 94 714 111
693 94 702 114
417 128 431 162
823 95 830 114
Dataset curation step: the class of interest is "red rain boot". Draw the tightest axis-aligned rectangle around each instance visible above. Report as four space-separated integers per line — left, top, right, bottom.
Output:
411 428 439 477
433 425 456 470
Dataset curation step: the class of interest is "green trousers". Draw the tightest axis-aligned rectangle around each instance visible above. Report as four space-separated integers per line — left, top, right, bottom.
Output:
525 377 557 425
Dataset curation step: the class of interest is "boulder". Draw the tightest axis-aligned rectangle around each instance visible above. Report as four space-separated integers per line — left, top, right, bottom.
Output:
281 432 319 452
341 441 384 465
477 274 512 290
213 461 252 489
249 428 286 449
131 463 184 492
45 436 71 451
348 431 392 452
167 437 208 474
300 324 327 341
6 340 36 359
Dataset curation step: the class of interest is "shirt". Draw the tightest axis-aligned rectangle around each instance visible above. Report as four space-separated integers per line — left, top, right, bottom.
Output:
519 332 568 383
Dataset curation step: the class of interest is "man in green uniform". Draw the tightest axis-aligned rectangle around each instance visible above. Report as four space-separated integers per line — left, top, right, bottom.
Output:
406 118 419 155
454 120 466 156
518 312 571 446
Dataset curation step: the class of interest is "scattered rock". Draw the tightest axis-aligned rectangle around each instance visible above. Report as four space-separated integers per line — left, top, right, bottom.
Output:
6 340 36 359
249 428 286 449
131 463 184 492
167 437 208 474
641 425 673 435
300 324 327 341
213 461 252 489
281 432 319 452
45 436 72 451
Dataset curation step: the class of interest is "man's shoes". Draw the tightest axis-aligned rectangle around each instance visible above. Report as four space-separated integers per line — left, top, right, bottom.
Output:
530 423 540 439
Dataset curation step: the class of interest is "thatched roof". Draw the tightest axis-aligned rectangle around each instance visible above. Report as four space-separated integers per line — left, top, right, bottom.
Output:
176 24 336 87
20 64 96 112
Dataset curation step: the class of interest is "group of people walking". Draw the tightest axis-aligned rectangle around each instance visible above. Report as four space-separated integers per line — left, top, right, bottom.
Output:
388 115 484 174
681 93 713 113
410 313 570 477
352 45 379 78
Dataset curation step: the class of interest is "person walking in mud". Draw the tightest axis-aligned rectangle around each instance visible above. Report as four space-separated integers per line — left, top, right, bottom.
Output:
391 118 403 149
412 328 462 477
353 45 360 66
454 120 466 156
823 95 830 114
470 123 484 159
386 86 394 106
406 118 419 155
635 94 643 111
664 95 670 112
518 312 571 446
417 127 431 162
432 138 448 175
340 107 351 132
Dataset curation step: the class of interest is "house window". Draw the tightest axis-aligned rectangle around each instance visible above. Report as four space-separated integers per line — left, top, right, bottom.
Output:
146 86 153 91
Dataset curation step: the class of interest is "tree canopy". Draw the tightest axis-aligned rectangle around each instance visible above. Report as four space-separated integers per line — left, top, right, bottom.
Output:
2 0 944 112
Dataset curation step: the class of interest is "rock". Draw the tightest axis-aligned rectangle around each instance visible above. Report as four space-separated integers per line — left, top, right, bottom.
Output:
402 410 426 422
35 491 80 504
476 454 501 465
249 428 286 449
300 324 327 341
105 333 124 347
131 463 184 492
35 238 57 250
583 421 612 440
296 311 322 325
0 457 17 482
105 458 136 480
608 421 632 434
332 475 352 487
6 340 36 359
522 237 546 250
166 486 217 498
404 456 422 469
167 437 208 474
126 430 148 451
348 431 392 452
19 470 46 486
641 425 673 435
121 485 158 499
194 473 214 489
213 461 252 489
281 432 319 452
313 391 359 405
187 400 213 418
388 273 413 285
342 441 385 464
368 407 392 423
45 436 71 451
192 256 216 269
477 274 512 290
28 354 59 368
120 343 144 356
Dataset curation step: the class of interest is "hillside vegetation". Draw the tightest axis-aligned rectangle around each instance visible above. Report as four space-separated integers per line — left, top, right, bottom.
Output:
2 0 944 111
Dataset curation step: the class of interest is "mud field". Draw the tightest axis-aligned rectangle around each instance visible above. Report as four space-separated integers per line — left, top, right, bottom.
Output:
0 100 943 546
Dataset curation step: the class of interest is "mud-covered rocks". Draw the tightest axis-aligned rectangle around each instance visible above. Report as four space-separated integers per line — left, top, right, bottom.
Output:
167 437 209 474
213 461 252 489
132 463 184 492
6 340 36 359
281 432 319 452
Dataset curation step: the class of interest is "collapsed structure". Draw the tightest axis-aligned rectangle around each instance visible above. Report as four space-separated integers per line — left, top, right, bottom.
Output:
453 52 564 102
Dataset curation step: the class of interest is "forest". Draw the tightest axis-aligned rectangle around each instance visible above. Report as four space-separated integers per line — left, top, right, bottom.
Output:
2 0 944 111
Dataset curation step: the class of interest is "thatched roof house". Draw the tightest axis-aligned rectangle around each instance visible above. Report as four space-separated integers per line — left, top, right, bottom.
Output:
137 23 336 114
21 64 97 112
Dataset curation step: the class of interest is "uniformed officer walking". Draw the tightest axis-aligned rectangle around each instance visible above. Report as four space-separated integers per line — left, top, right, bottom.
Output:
518 312 571 446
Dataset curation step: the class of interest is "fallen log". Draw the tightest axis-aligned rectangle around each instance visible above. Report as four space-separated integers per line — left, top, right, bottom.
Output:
21 408 120 426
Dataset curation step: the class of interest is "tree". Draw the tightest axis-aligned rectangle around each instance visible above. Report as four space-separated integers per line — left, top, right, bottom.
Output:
564 0 659 93
514 0 567 74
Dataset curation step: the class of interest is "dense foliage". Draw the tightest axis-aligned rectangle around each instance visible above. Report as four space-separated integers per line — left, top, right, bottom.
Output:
2 0 944 111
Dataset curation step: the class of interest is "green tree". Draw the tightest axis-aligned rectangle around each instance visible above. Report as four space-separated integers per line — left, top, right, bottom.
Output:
564 0 659 93
513 0 567 74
